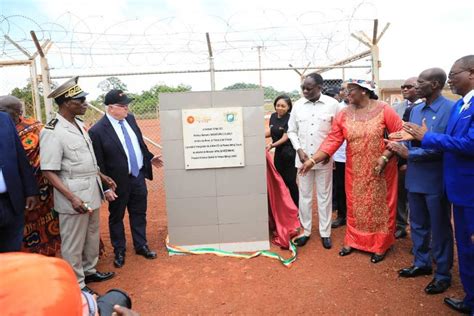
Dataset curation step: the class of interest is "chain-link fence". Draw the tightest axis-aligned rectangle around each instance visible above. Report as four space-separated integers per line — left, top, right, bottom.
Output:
79 75 348 193
2 67 364 195
0 64 38 118
264 78 345 112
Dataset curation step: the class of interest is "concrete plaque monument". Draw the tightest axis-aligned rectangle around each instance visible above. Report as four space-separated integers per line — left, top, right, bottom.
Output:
182 107 245 169
160 89 269 252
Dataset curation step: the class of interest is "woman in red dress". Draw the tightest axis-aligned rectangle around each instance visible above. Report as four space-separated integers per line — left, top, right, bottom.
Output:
300 80 403 263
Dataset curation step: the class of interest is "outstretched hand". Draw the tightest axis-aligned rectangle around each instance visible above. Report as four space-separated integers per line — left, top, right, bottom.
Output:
151 155 163 168
403 119 427 141
388 130 414 142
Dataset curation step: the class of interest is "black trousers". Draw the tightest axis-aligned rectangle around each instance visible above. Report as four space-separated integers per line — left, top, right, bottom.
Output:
396 168 409 231
109 170 148 254
0 193 24 252
334 162 347 219
274 152 299 206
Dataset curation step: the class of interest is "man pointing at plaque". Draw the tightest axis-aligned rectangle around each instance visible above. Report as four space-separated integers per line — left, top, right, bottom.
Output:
89 89 163 268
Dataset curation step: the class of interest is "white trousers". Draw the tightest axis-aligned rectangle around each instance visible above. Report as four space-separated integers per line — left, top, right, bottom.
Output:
298 167 333 238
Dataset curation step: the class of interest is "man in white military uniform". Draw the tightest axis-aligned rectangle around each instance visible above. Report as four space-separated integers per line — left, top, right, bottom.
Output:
40 77 115 294
288 73 342 249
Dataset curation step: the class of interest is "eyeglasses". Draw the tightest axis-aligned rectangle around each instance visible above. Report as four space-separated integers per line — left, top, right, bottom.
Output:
448 69 468 79
68 99 86 106
345 87 359 94
401 85 414 90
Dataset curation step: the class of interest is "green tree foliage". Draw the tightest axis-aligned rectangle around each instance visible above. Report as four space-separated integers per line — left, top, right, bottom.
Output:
129 83 191 118
91 78 192 119
223 82 300 102
10 83 34 107
10 82 47 120
94 77 130 106
98 76 128 92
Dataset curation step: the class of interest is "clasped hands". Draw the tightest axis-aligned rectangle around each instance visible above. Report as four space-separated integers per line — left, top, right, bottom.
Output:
70 196 94 214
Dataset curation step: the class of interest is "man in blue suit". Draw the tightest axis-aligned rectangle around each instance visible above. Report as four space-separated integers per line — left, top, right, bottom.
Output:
405 55 474 315
0 111 39 252
388 68 454 295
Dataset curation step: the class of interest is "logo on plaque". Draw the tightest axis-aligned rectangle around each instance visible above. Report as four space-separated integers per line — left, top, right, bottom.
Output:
225 113 236 123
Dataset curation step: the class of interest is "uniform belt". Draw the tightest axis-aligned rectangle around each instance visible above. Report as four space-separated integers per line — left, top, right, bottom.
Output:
60 171 99 178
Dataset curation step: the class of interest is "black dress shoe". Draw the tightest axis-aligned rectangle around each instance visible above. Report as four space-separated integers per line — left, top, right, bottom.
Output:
331 217 346 228
81 286 98 295
321 237 332 249
398 266 433 278
338 246 353 256
114 252 125 268
395 229 407 239
136 245 157 259
370 253 386 264
444 297 472 314
84 271 115 284
424 278 451 295
294 236 310 247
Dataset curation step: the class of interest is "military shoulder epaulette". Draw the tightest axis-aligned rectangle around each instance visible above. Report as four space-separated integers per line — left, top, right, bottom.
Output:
45 118 58 130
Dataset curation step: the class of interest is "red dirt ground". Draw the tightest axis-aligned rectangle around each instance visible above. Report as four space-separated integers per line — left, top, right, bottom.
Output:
89 119 462 315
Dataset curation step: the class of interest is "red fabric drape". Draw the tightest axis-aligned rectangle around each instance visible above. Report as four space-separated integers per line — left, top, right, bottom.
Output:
266 151 300 249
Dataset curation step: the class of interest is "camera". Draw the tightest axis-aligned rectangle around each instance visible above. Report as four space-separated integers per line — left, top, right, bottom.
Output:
97 289 132 316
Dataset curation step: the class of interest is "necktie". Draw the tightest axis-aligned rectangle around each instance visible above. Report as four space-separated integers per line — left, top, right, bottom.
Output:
459 100 469 113
119 120 140 177
402 103 413 122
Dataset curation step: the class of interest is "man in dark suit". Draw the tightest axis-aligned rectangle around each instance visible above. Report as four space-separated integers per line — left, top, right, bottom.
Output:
388 68 454 295
89 89 163 268
404 55 474 315
392 77 422 239
0 111 39 252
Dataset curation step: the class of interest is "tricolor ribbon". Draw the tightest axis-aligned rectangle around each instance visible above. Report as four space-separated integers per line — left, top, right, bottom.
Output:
166 236 297 268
